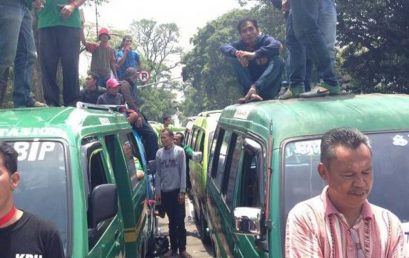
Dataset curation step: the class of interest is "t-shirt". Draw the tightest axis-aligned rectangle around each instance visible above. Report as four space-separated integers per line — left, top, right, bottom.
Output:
87 43 115 79
155 144 186 194
116 50 140 80
37 0 82 29
0 212 65 258
79 86 106 104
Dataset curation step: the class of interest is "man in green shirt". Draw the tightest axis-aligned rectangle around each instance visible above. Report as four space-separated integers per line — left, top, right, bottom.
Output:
174 132 193 191
37 0 86 106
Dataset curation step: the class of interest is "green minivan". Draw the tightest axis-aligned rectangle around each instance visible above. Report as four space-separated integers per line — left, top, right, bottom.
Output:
187 110 221 243
0 105 153 258
206 94 409 257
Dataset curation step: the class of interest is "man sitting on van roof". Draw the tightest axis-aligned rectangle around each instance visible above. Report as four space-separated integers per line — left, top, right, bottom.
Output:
220 17 283 103
79 72 106 104
285 128 407 257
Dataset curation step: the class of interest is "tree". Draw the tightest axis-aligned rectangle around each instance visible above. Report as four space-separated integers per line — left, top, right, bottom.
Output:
336 0 409 93
129 19 182 84
127 19 183 121
181 6 286 116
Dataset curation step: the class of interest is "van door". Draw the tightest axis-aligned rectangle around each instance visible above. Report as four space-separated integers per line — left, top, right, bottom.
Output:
207 132 266 258
82 141 124 258
105 132 148 257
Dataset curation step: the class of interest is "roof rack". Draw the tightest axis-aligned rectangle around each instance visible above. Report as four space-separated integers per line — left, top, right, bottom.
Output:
76 102 128 113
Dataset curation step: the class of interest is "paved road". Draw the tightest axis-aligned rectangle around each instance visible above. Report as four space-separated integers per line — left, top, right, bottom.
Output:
156 197 213 258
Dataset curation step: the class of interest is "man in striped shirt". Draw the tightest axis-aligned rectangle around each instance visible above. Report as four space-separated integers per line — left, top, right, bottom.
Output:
286 128 407 258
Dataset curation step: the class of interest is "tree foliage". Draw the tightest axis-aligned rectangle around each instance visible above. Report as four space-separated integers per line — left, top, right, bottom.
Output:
130 19 182 83
181 5 285 116
336 0 409 93
127 19 183 121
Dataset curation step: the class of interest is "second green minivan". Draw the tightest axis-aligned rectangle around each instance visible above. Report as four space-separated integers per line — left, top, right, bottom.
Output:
206 94 409 257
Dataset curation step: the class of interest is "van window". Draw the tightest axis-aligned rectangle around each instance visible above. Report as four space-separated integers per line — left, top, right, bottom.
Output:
83 143 113 249
12 141 68 253
214 131 232 190
283 132 409 224
224 135 243 210
118 132 143 191
237 139 263 208
210 127 225 178
191 128 199 149
194 129 204 152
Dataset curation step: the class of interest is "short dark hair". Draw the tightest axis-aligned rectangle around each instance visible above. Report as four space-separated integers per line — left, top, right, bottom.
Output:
161 128 174 138
320 128 371 167
175 132 185 143
124 67 138 80
87 71 98 81
237 18 258 33
120 35 132 49
0 142 18 175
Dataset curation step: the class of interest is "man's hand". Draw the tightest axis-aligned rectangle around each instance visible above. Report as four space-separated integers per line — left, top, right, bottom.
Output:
235 50 257 60
237 56 248 67
135 116 144 128
32 0 45 9
178 192 185 205
60 4 76 19
155 193 161 203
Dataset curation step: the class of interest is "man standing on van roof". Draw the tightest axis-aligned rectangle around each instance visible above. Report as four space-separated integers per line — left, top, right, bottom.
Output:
155 129 192 258
220 17 283 103
285 128 407 257
0 142 65 258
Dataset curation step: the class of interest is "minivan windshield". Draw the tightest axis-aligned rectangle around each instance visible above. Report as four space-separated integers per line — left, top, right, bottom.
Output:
283 132 409 224
10 141 68 253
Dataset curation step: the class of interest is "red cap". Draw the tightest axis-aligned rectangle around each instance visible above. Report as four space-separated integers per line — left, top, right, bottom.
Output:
98 28 111 39
106 78 120 89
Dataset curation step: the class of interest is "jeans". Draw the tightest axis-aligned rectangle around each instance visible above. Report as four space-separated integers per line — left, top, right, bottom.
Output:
161 189 187 253
133 116 159 161
38 26 80 106
228 55 283 100
287 0 338 87
0 1 36 107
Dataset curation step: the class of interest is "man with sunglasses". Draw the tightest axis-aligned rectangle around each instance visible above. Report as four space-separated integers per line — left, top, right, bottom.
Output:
286 128 407 257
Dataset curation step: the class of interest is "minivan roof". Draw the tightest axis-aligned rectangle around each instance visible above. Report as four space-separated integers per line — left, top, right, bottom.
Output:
0 107 130 140
219 94 409 147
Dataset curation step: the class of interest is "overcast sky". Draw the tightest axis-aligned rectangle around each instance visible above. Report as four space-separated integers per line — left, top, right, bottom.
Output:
82 0 242 49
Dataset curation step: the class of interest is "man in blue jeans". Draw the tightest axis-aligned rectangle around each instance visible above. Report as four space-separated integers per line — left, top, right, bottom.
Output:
280 0 339 99
0 0 46 108
220 18 283 103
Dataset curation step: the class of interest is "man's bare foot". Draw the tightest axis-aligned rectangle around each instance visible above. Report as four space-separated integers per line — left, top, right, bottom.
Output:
247 93 263 102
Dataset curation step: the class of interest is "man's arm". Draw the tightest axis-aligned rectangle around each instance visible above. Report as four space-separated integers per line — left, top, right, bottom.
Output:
154 153 161 196
110 49 118 78
254 35 281 58
220 41 242 57
179 149 186 193
120 82 138 111
285 206 324 258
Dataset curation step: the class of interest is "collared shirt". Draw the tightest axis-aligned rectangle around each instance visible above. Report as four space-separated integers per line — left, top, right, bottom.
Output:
285 186 407 258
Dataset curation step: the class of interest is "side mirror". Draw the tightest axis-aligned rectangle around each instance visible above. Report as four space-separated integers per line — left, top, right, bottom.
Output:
148 160 156 175
89 184 118 228
233 207 261 235
192 151 203 162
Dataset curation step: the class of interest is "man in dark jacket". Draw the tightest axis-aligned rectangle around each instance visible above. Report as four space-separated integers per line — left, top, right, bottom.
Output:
120 68 158 161
79 72 106 104
220 18 283 103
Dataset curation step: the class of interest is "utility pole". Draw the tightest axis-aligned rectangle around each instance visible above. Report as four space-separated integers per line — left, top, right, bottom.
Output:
95 0 99 40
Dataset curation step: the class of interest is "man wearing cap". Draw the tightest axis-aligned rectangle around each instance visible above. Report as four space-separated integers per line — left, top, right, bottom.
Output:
96 78 124 105
85 27 117 87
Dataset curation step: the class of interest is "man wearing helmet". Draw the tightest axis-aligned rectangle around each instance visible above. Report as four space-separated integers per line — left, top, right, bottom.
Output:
85 27 118 87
